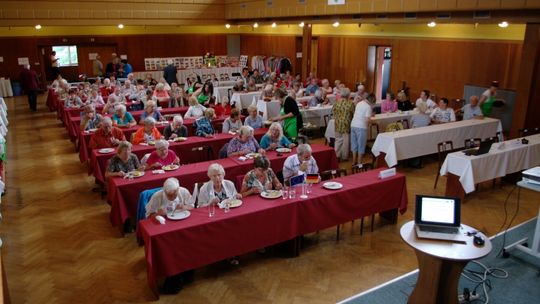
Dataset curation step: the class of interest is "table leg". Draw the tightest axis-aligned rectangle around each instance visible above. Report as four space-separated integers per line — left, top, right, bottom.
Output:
445 173 465 202
408 249 467 304
379 208 398 224
375 153 388 168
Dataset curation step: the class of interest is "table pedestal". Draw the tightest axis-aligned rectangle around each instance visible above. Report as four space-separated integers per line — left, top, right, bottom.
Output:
445 173 466 202
409 249 465 304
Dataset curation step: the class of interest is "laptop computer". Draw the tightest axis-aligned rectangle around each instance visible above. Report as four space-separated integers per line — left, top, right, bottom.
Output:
414 195 468 243
463 139 494 156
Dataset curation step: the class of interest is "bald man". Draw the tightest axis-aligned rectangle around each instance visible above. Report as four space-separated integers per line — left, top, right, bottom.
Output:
461 95 484 120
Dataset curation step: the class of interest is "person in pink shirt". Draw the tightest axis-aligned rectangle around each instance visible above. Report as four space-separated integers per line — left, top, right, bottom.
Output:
144 139 180 169
381 91 398 113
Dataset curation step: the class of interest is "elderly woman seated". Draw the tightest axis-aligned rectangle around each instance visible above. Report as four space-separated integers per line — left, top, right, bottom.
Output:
244 105 263 129
163 115 188 139
145 177 193 218
89 117 126 149
222 108 242 133
195 108 216 138
132 117 163 144
80 104 103 131
104 141 142 178
184 96 206 119
260 84 274 101
259 122 296 151
65 89 83 108
144 140 179 169
320 79 333 95
153 83 170 105
282 143 319 181
107 86 124 104
139 100 164 124
226 126 265 157
197 163 241 207
88 89 104 106
308 89 325 107
240 156 283 197
112 104 136 127
246 77 258 92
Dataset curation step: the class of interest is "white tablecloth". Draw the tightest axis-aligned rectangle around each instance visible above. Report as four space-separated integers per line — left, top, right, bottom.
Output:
0 98 7 136
371 111 415 131
213 86 233 102
257 100 281 120
301 105 333 127
440 134 540 193
0 78 13 98
230 92 261 110
132 67 242 85
296 94 337 105
372 118 503 167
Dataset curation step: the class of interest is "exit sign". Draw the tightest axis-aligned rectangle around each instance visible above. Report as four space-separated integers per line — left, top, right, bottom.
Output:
328 0 345 5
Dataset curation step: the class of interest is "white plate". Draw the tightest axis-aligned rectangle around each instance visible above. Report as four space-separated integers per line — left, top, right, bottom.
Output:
98 148 115 154
260 190 282 199
87 128 98 133
129 170 145 178
162 164 180 171
245 153 261 159
276 148 291 153
167 210 191 221
220 199 242 209
323 182 343 190
174 137 187 142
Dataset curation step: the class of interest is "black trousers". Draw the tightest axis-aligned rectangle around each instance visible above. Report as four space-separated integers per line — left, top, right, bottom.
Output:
27 90 38 111
52 67 60 79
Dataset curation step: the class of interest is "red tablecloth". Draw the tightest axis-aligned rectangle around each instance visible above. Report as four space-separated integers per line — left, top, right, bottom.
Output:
108 144 339 227
46 89 58 111
89 128 268 184
139 168 408 296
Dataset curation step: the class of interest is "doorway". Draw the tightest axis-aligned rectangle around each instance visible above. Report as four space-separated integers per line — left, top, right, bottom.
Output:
367 46 392 101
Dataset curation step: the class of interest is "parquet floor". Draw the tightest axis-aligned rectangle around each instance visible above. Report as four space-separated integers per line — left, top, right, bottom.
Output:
0 94 538 304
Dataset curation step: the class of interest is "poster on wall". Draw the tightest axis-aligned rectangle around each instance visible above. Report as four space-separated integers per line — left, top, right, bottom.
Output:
17 57 29 65
88 53 97 60
120 54 127 60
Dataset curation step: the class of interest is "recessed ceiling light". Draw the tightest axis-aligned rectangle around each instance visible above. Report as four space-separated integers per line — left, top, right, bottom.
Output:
117 24 124 29
225 23 231 29
332 21 340 27
35 24 42 30
253 22 259 28
299 22 305 28
427 21 436 28
271 22 277 28
498 21 509 28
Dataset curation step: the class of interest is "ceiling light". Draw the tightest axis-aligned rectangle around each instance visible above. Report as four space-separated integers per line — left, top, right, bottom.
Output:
299 22 305 28
498 21 509 28
225 23 231 29
35 24 42 30
332 21 340 27
427 21 436 28
253 22 259 28
117 24 124 29
271 22 277 28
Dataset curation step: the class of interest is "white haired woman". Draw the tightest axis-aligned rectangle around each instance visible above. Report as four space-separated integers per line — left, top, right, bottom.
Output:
152 83 170 105
197 163 241 207
184 96 206 119
163 115 188 140
259 122 295 151
226 126 265 157
105 141 142 178
80 104 103 131
144 139 180 169
244 105 263 129
132 117 163 144
145 177 193 218
111 104 136 127
139 100 164 124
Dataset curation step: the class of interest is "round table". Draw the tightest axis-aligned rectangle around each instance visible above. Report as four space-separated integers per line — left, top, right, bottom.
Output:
400 221 492 304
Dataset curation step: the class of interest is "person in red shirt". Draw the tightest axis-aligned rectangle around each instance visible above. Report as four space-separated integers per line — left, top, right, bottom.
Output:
144 140 180 169
89 117 126 149
19 64 40 111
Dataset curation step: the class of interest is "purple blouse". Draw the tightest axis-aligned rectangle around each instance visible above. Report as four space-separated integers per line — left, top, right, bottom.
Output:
227 136 260 156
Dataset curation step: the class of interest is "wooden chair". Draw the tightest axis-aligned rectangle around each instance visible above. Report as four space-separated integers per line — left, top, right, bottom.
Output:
434 141 454 189
351 163 376 234
180 146 213 164
319 168 347 241
396 119 410 129
533 127 540 135
518 128 530 137
464 138 481 149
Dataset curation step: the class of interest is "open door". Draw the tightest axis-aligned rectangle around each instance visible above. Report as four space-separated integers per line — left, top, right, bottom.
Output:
367 45 392 100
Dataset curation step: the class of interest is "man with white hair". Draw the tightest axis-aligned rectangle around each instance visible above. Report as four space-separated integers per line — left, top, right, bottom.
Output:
19 64 40 111
89 117 126 149
164 115 188 139
145 177 193 218
282 143 319 181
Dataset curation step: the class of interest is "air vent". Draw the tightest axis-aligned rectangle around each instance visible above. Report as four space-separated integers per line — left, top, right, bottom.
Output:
376 14 388 19
352 14 362 20
474 11 491 19
404 12 417 19
436 12 451 19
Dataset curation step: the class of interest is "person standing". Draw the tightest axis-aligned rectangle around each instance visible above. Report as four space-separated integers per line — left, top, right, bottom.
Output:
50 51 60 79
163 59 177 85
479 81 499 117
271 88 303 142
350 93 375 165
19 64 40 112
332 88 355 161
92 54 103 77
105 53 119 78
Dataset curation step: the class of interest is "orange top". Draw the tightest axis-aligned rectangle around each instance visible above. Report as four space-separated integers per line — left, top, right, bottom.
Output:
131 127 162 144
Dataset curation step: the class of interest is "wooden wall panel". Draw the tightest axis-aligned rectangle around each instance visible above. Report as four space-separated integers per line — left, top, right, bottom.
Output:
240 35 298 74
317 36 522 101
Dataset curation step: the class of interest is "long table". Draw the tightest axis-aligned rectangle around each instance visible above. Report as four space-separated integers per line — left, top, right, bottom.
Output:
108 144 338 228
90 128 267 184
372 118 503 167
440 134 540 200
139 168 408 297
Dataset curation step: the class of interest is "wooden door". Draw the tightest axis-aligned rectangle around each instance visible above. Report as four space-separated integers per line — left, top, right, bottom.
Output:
77 45 117 77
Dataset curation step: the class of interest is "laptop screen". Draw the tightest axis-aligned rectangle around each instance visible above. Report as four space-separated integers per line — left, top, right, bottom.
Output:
415 195 461 227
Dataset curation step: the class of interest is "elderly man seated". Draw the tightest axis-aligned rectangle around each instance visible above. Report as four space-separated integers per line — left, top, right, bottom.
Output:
226 126 265 157
145 177 193 218
197 163 242 208
460 95 484 120
132 117 163 144
89 117 126 149
80 104 102 131
430 98 456 124
163 115 188 139
282 143 319 181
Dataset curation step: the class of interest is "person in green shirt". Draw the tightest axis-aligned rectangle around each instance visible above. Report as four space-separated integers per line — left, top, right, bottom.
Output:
479 81 499 117
271 88 303 141
193 82 215 106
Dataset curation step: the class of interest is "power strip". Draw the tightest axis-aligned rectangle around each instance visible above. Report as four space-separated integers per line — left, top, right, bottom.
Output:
458 293 480 303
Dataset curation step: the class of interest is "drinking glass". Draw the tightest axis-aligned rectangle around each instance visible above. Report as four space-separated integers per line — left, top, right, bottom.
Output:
282 187 289 200
306 183 313 194
224 200 230 213
207 203 215 217
289 188 296 199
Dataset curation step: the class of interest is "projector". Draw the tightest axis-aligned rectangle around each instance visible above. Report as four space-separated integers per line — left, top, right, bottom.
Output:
522 167 540 185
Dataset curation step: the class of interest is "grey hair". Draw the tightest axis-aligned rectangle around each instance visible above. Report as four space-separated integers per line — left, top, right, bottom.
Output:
155 83 165 90
238 125 254 137
247 105 257 113
117 140 132 153
340 88 351 98
144 116 157 126
163 177 179 192
267 122 284 139
296 143 312 156
357 84 365 92
417 102 428 114
172 115 183 125
154 139 169 150
146 100 156 108
102 116 113 126
207 163 225 177
84 104 95 112
115 104 127 113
